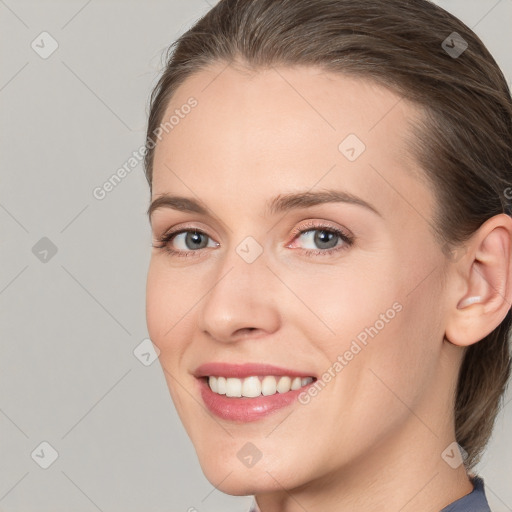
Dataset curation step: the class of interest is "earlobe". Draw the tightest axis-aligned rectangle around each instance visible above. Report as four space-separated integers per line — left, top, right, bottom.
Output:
445 214 512 348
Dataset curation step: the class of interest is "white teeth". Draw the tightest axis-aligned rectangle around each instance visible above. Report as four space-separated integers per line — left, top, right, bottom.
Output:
291 377 302 390
242 376 261 397
217 376 227 395
261 376 277 396
226 377 242 397
276 376 291 393
208 376 218 393
207 375 314 397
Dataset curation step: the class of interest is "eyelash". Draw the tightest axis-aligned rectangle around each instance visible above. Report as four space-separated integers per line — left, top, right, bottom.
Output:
152 222 355 259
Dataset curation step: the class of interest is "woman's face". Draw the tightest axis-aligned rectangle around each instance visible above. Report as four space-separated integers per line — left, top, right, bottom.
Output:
146 63 454 494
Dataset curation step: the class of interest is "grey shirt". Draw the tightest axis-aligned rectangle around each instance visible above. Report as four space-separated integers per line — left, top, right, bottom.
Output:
247 475 491 512
440 476 491 512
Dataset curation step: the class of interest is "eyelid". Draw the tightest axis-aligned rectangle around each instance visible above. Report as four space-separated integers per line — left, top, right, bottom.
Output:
154 220 354 257
155 221 217 240
289 219 353 239
151 212 228 241
286 221 354 254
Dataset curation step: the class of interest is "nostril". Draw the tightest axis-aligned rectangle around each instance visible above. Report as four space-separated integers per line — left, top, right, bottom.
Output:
236 327 257 336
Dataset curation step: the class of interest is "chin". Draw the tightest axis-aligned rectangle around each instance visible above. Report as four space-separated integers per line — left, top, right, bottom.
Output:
199 460 292 496
194 443 311 496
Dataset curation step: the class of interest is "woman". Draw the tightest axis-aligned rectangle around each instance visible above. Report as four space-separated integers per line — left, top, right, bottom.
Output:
144 1 512 510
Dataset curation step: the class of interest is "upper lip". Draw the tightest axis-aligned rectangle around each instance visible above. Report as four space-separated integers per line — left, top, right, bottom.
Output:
194 362 316 379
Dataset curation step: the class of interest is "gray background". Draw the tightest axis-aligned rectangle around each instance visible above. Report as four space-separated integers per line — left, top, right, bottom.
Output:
0 1 511 511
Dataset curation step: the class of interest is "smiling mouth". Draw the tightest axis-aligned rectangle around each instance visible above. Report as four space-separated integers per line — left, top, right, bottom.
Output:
204 375 316 398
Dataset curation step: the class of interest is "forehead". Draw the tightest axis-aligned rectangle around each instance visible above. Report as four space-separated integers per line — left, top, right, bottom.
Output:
151 62 434 224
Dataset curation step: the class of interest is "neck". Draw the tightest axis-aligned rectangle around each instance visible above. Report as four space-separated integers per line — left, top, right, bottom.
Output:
253 413 473 512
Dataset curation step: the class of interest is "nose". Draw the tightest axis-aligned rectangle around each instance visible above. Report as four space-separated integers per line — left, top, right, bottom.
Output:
198 243 281 343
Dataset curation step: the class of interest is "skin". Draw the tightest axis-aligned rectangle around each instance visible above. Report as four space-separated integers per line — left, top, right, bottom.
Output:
145 62 512 512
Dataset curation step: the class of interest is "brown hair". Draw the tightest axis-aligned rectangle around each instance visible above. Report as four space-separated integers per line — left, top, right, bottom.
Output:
144 0 512 470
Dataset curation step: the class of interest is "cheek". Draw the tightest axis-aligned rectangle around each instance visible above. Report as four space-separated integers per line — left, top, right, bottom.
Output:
286 261 399 353
146 261 194 412
339 279 443 424
295 257 439 411
145 259 188 350
145 262 167 345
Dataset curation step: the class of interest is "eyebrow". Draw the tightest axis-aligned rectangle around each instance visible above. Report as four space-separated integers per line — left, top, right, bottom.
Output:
147 189 382 220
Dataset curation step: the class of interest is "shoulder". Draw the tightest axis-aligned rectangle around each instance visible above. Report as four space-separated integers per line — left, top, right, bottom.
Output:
246 475 492 512
440 475 492 512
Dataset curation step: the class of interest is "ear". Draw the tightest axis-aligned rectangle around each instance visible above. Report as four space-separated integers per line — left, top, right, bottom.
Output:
445 213 512 347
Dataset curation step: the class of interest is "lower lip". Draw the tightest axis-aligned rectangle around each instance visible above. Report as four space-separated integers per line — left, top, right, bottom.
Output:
197 377 314 422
